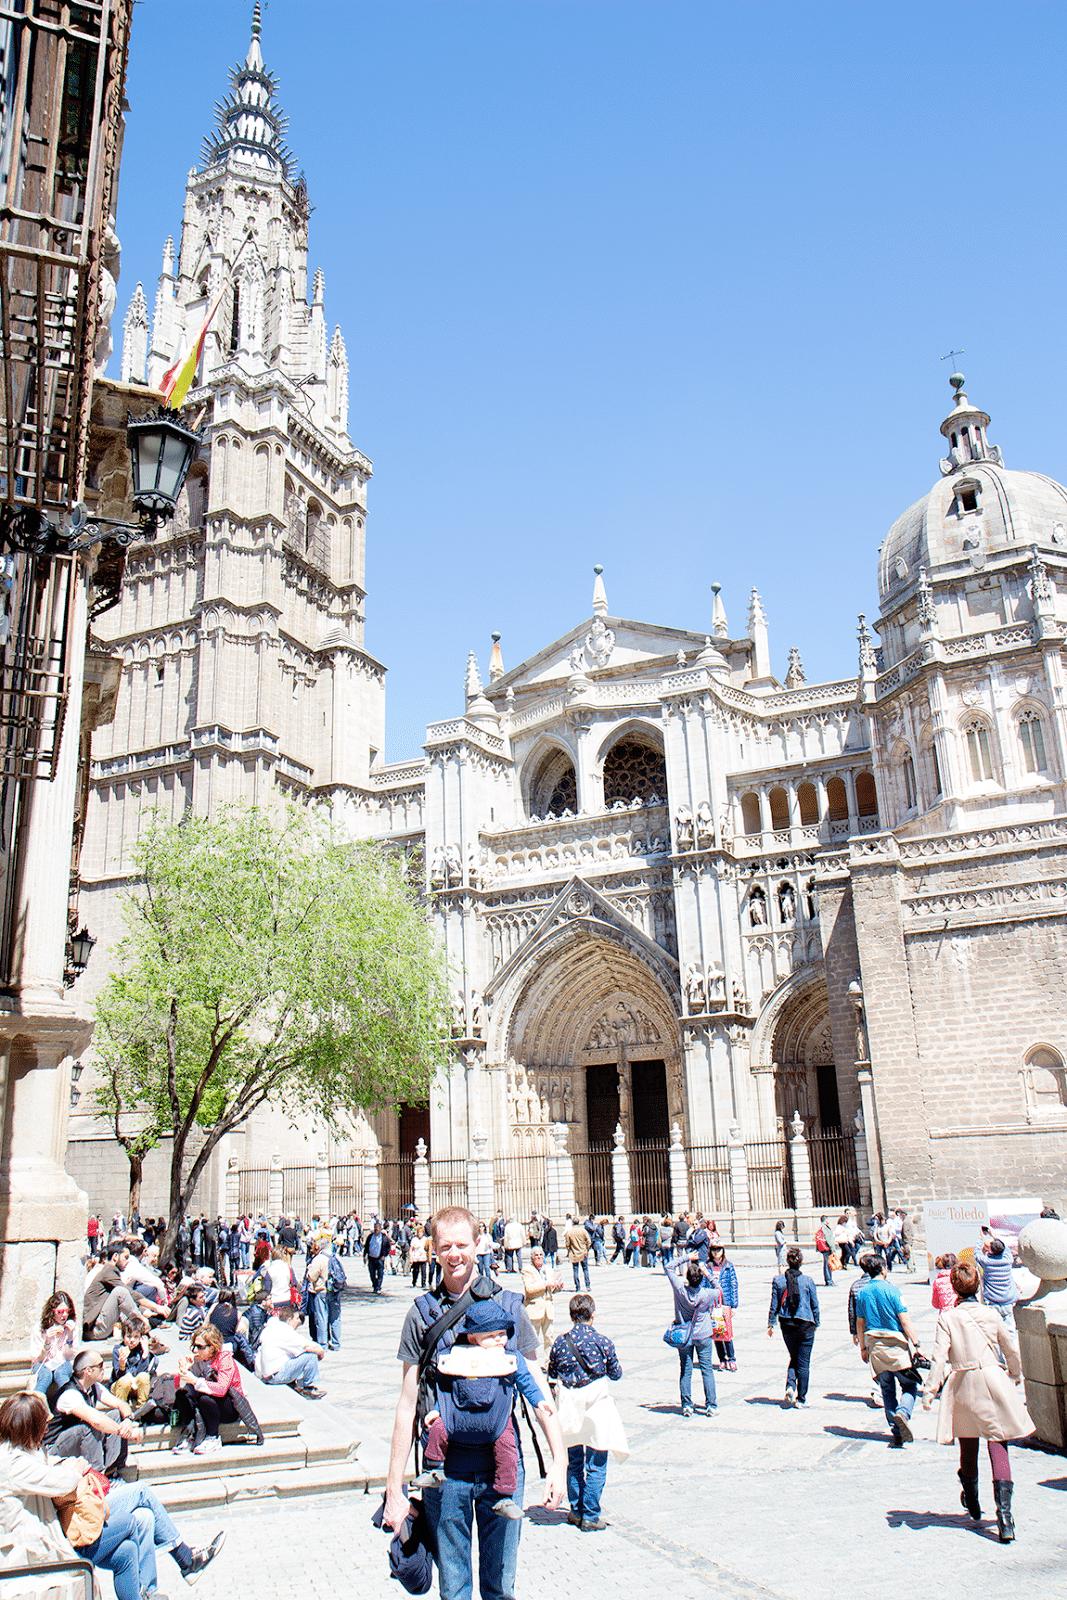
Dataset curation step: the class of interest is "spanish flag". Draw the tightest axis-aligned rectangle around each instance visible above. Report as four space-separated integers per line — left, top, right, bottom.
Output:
160 280 228 410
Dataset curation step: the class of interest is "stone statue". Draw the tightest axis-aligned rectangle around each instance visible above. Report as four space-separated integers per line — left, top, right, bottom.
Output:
731 975 746 1011
467 845 481 889
444 843 462 887
749 894 766 927
429 845 446 891
706 967 725 1007
676 805 694 849
568 645 588 677
684 961 706 1014
469 991 484 1037
696 799 714 847
779 883 796 925
450 989 466 1037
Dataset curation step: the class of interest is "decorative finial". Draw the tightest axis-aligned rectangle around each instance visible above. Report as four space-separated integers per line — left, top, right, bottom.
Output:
251 0 261 37
711 581 728 638
489 632 504 681
465 651 483 702
941 348 965 391
592 564 608 617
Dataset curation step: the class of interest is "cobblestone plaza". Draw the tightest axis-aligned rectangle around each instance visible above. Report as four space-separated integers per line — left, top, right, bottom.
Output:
153 1256 1064 1600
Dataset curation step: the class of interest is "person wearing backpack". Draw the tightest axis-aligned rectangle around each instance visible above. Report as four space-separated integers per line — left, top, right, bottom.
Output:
383 1206 567 1600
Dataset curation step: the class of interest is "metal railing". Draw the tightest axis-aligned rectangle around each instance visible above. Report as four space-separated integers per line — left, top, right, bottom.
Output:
572 1143 614 1218
686 1143 731 1216
281 1165 316 1215
379 1156 415 1220
328 1163 366 1220
629 1138 670 1217
493 1153 547 1223
744 1138 794 1211
428 1158 467 1213
807 1128 860 1209
238 1168 270 1216
3 1558 94 1600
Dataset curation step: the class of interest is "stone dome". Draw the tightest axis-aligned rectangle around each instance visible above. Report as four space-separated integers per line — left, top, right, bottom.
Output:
878 381 1067 605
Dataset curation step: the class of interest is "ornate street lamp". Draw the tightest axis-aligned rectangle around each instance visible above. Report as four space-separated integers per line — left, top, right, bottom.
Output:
64 925 96 987
125 407 203 531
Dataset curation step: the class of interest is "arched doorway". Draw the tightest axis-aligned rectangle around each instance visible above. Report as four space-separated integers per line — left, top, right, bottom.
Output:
502 925 681 1217
770 982 840 1130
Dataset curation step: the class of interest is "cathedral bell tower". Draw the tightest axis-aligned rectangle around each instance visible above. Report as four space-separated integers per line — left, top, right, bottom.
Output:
85 6 385 900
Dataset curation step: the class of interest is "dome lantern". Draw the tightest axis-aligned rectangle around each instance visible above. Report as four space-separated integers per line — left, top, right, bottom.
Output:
938 372 1001 477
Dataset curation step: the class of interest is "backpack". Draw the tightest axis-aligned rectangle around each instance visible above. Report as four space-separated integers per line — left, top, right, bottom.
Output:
328 1253 347 1291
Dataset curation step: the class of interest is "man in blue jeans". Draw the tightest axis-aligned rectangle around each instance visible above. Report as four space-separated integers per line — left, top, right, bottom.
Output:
854 1256 926 1446
365 1218 389 1294
254 1304 326 1397
384 1207 566 1600
106 1481 225 1590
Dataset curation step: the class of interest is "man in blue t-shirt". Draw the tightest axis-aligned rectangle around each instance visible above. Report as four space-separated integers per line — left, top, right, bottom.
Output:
854 1257 926 1446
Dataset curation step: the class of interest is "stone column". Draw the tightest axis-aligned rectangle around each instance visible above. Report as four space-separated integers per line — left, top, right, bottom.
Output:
225 1154 240 1219
267 1154 283 1221
547 1123 575 1221
467 1128 494 1222
856 1069 885 1214
611 1123 631 1217
788 1110 813 1214
844 769 859 833
668 1122 689 1215
852 1109 872 1209
1015 1220 1067 1449
315 1147 330 1221
413 1137 431 1222
727 1121 750 1213
751 1062 778 1137
363 1143 381 1220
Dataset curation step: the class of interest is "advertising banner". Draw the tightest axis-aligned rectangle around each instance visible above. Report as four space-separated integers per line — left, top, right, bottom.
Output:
922 1196 1042 1277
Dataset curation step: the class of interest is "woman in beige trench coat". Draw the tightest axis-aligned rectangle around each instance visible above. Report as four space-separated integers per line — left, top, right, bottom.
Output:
922 1259 1031 1544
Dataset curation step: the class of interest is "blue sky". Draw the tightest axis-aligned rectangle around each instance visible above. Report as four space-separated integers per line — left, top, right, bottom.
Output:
112 1 1067 759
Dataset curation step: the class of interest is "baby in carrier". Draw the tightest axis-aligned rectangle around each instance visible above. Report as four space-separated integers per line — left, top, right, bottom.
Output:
413 1298 550 1519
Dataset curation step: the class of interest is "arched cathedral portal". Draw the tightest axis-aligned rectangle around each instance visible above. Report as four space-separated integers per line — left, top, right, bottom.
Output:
503 931 681 1211
770 980 840 1131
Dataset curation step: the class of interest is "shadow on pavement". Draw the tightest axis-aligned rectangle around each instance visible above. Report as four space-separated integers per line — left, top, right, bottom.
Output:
824 1391 877 1405
744 1396 789 1407
524 1506 571 1526
1038 1476 1067 1492
823 1424 888 1442
638 1402 689 1416
886 1508 1000 1540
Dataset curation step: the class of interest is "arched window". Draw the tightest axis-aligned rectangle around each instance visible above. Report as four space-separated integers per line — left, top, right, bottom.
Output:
902 752 917 810
927 740 943 796
826 776 848 821
741 792 761 836
229 282 240 353
964 719 993 782
254 443 270 513
527 747 578 819
602 738 667 806
856 771 878 817
797 782 818 825
1018 711 1048 774
768 786 789 831
1023 1045 1067 1111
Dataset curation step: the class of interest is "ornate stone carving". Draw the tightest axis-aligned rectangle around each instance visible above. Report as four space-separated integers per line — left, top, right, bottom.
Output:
585 615 615 667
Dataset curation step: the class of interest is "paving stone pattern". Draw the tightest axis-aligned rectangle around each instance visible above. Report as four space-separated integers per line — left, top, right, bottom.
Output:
133 1254 1066 1600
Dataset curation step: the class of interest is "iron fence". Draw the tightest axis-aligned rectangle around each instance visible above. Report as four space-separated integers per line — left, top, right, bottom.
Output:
428 1158 468 1213
237 1169 269 1217
686 1143 731 1217
572 1143 614 1218
380 1156 416 1220
629 1139 670 1217
329 1163 366 1219
493 1153 547 1223
744 1138 793 1211
281 1165 316 1218
807 1129 860 1210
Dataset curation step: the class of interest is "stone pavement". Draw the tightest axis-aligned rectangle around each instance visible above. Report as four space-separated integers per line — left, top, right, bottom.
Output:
127 1254 1066 1600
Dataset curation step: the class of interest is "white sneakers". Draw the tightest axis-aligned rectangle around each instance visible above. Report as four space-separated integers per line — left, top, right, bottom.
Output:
193 1434 224 1455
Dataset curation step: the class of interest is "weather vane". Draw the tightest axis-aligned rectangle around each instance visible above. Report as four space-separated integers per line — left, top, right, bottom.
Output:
941 348 965 369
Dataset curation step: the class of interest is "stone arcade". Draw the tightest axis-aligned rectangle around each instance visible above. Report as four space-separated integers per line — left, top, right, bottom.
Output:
69 16 1067 1230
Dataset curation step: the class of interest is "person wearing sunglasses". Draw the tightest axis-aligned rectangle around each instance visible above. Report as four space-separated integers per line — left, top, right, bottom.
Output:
173 1323 262 1455
42 1349 143 1477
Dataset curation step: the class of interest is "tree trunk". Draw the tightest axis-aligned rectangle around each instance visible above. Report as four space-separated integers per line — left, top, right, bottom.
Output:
127 1149 143 1222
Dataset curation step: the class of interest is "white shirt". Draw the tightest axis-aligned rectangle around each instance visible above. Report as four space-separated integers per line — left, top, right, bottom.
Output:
503 1222 524 1250
255 1317 315 1380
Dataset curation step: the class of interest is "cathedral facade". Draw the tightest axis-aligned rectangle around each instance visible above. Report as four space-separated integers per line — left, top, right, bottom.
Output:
68 15 1067 1224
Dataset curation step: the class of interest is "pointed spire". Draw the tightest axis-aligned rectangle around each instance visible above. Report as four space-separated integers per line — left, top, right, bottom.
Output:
592 564 608 617
747 588 770 679
489 632 504 681
465 650 499 730
465 651 483 701
200 6 293 177
312 268 325 305
120 283 149 384
711 582 728 638
785 647 805 688
857 614 877 671
161 236 174 277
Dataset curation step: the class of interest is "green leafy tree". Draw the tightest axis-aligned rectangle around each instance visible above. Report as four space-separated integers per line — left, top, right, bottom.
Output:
92 804 449 1260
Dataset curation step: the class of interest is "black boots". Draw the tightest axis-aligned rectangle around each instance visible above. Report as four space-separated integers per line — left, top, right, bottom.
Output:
993 1479 1015 1543
957 1469 982 1520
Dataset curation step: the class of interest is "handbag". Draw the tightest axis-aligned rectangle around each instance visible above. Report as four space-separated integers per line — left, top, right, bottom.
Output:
828 1252 842 1272
663 1321 692 1348
55 1467 110 1547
